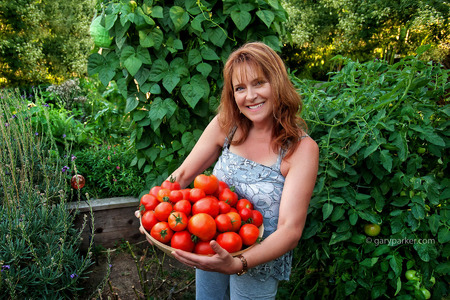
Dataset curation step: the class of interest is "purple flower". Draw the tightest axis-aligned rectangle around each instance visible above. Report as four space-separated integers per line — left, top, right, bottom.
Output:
70 273 78 279
1 265 10 272
12 114 16 119
35 132 39 136
116 166 120 170
5 123 8 127
71 155 76 161
43 103 49 107
62 134 66 138
62 166 70 173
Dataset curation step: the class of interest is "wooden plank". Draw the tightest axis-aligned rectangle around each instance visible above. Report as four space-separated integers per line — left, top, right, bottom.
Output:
69 197 146 251
67 196 140 212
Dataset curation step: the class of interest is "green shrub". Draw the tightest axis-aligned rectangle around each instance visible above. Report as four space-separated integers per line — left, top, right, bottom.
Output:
279 46 449 299
72 144 145 200
0 89 94 298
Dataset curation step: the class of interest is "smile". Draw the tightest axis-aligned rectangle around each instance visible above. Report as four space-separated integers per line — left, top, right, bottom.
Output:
247 103 264 109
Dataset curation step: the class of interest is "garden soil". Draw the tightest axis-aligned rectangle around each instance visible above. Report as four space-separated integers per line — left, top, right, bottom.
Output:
79 241 196 300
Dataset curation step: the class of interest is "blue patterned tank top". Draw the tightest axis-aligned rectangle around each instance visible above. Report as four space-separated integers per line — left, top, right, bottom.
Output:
212 128 293 281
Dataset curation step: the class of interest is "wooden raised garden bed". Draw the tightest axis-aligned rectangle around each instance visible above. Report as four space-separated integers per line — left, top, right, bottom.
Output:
67 197 145 251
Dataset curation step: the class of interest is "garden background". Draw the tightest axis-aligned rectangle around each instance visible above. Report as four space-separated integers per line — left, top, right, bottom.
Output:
0 0 449 299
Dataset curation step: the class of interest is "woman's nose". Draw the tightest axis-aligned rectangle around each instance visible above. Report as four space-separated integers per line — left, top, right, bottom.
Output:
246 87 257 101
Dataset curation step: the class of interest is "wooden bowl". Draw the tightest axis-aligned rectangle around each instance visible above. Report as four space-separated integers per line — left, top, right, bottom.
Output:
139 217 264 257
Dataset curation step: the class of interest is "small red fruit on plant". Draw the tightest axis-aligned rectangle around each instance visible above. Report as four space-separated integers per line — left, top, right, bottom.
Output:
140 194 159 212
168 211 188 231
71 175 85 189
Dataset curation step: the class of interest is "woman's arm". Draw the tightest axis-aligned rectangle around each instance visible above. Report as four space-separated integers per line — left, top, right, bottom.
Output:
169 115 226 188
172 136 319 274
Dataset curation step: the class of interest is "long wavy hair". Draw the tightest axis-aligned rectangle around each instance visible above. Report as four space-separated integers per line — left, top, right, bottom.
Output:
217 42 307 158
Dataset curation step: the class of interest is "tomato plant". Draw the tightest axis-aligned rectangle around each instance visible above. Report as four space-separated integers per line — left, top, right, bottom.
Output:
216 232 242 253
194 173 219 195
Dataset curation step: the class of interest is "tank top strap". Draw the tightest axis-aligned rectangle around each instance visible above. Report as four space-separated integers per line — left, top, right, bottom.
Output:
223 126 238 149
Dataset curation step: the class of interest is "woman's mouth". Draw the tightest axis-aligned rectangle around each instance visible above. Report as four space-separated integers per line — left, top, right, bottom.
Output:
247 102 264 109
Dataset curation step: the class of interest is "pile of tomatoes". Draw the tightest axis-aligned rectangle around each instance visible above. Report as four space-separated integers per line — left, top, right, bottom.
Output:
139 173 263 254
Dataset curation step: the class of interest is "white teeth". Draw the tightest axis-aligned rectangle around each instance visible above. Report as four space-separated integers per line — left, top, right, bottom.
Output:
248 103 263 109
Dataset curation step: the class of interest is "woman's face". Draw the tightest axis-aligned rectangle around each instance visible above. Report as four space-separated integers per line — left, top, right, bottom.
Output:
232 63 274 126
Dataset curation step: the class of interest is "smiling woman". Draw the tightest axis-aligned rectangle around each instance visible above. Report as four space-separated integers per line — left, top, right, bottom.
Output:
136 42 319 299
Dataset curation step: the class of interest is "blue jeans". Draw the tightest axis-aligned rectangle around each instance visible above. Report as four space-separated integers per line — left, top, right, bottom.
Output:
195 269 279 300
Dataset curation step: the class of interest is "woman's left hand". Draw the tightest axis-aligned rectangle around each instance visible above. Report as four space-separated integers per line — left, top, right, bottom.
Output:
171 240 240 275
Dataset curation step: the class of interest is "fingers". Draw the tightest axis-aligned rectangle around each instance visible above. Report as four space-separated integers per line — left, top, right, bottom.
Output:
134 210 141 218
210 240 228 257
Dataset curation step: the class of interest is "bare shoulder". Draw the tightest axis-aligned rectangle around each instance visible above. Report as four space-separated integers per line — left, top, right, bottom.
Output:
200 115 228 148
281 136 319 177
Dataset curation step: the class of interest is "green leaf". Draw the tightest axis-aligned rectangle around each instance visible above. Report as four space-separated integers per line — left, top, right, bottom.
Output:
438 227 450 243
150 6 164 18
181 84 203 108
360 257 378 267
416 44 431 56
329 231 352 245
87 53 118 86
191 13 205 32
379 150 393 172
207 27 227 47
121 46 142 76
162 72 180 93
201 47 220 60
322 203 333 220
256 10 275 28
373 244 390 256
169 6 189 32
389 254 402 276
231 10 251 31
413 243 438 262
363 142 379 158
149 59 169 82
188 49 202 66
125 96 139 113
345 281 357 296
196 63 212 77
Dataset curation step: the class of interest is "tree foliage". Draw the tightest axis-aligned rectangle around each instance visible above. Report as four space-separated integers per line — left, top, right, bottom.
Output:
281 0 450 79
87 0 288 189
0 0 97 87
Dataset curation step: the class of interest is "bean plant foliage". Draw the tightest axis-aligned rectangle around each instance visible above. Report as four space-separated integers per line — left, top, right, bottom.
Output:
88 0 288 189
282 45 449 299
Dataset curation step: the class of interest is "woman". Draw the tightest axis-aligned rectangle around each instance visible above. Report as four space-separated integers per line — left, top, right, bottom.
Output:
139 42 318 299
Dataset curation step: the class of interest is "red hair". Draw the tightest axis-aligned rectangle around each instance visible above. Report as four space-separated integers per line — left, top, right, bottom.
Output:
217 42 306 158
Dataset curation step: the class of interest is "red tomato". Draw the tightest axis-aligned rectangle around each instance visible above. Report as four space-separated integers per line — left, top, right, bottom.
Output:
157 188 171 202
149 186 161 198
192 197 220 218
216 232 242 253
170 230 195 252
214 181 229 198
239 224 260 246
215 214 233 232
180 188 191 201
236 199 253 212
173 199 191 216
154 202 173 221
141 210 158 232
219 188 238 207
169 190 183 203
188 213 216 241
140 194 159 212
194 173 219 195
189 188 206 203
161 176 181 190
229 207 238 213
239 207 253 222
251 210 263 228
194 241 216 255
168 211 188 231
150 222 173 244
226 211 242 232
218 201 231 214
71 175 85 189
